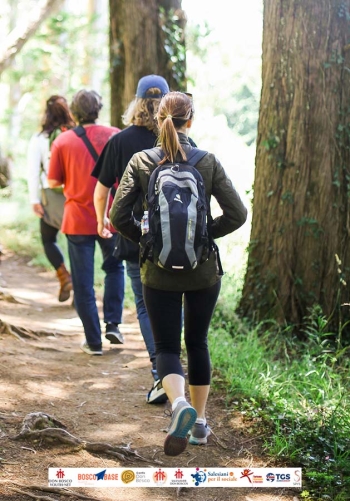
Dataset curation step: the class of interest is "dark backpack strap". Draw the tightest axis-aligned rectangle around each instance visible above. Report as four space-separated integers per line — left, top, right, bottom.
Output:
185 148 224 275
144 147 207 167
73 126 99 162
186 148 208 166
143 147 164 164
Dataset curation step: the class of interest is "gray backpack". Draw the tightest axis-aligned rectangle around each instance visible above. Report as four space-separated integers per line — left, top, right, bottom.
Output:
141 148 223 274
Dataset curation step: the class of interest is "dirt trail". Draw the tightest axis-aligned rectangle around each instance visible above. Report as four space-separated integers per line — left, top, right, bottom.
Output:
0 248 301 501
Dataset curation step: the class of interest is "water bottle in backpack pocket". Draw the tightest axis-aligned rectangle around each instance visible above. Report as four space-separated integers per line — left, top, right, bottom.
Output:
141 210 149 235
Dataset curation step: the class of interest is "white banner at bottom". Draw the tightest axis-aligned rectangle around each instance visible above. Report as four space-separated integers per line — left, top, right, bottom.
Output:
48 467 302 488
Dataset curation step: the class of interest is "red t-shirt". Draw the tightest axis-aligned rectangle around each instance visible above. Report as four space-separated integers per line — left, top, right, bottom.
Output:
48 125 120 234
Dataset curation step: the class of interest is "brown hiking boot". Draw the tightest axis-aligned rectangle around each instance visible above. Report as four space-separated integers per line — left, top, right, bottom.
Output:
56 263 73 302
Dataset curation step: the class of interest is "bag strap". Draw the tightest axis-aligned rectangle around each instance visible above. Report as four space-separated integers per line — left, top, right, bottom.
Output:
73 125 99 162
186 148 208 166
185 149 223 275
73 126 117 202
143 147 207 167
143 147 163 164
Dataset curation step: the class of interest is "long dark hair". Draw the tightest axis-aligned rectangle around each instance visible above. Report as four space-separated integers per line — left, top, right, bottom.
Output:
41 95 75 136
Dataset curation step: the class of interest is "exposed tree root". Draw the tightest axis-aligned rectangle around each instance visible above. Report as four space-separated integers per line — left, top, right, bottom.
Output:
8 483 99 500
0 318 40 340
0 319 57 340
13 412 68 437
0 289 21 303
85 441 150 462
12 412 160 464
8 488 56 501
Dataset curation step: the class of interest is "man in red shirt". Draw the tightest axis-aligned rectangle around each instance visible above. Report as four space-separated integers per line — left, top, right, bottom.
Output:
48 89 123 355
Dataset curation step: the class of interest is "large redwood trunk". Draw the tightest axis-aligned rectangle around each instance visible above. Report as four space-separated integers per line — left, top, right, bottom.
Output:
239 0 350 332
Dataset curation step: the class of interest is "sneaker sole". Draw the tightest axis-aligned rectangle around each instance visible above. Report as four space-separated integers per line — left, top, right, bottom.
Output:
80 346 102 356
105 333 124 344
147 391 168 405
188 434 209 445
164 407 197 456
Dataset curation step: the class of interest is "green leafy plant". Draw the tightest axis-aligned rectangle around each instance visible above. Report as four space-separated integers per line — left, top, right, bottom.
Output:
209 289 350 500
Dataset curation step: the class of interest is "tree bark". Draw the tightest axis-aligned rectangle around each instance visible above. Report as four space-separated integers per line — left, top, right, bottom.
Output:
239 0 350 331
0 0 65 76
109 0 186 128
0 155 12 189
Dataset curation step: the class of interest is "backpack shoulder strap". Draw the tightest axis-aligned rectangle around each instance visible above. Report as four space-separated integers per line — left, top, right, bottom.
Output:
144 147 207 167
73 125 87 138
73 126 99 162
143 147 163 164
186 148 208 166
48 127 62 149
186 148 222 273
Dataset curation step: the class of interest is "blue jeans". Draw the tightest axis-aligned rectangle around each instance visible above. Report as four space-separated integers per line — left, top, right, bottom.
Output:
67 234 124 349
126 261 156 371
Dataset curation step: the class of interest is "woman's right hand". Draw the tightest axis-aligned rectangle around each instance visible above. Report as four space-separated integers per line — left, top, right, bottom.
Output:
97 217 113 238
32 203 44 218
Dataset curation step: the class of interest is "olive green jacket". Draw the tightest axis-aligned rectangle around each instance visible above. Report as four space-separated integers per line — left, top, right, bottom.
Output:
109 134 248 291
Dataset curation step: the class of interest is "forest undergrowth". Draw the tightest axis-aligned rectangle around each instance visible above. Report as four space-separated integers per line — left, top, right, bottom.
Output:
2 186 350 501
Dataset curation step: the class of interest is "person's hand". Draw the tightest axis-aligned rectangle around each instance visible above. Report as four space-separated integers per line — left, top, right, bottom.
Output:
32 203 44 218
97 217 113 238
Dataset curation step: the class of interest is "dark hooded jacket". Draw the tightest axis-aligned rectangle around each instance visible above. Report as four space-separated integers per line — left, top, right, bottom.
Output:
109 133 248 291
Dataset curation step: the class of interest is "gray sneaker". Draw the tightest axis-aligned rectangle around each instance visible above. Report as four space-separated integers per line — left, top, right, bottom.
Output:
189 422 211 445
164 401 197 456
105 323 124 344
80 341 102 356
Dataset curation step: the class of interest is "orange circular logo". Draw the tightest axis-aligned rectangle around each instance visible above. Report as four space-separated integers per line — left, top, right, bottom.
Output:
121 470 135 484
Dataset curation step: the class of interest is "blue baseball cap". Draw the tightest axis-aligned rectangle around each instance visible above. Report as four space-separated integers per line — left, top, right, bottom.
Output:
136 75 169 99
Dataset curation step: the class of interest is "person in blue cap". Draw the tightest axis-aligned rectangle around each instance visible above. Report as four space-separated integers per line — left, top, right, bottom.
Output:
135 74 169 99
92 75 172 404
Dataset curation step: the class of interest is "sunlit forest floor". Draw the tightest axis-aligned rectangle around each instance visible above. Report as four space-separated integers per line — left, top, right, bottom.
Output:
0 248 300 501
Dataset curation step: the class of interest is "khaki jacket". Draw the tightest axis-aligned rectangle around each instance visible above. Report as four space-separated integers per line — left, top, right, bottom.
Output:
109 134 248 291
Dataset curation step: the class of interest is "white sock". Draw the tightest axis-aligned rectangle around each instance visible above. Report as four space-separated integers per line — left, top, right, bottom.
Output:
195 418 206 425
172 396 186 412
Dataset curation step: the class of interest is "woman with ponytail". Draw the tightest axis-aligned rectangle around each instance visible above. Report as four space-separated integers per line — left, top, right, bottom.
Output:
110 91 248 456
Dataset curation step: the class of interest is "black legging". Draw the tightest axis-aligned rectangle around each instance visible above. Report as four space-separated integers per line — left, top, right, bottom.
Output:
40 218 64 270
143 281 221 386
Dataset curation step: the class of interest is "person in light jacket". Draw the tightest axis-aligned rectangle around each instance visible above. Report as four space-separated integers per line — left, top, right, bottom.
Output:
27 95 75 302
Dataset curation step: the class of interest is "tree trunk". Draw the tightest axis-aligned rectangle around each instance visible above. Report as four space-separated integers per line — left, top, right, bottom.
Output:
239 0 350 331
0 0 65 76
109 0 186 128
0 154 12 189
